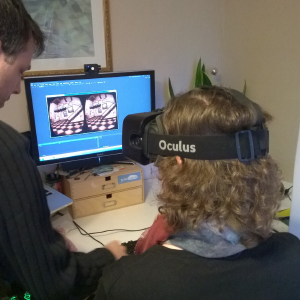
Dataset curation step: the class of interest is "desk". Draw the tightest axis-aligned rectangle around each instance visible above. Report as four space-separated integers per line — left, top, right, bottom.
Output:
52 178 161 252
51 177 291 252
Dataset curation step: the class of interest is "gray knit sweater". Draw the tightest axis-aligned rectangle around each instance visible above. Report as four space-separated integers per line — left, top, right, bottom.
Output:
0 120 114 300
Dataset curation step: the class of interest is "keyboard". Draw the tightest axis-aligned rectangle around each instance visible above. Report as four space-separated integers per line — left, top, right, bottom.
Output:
121 240 138 255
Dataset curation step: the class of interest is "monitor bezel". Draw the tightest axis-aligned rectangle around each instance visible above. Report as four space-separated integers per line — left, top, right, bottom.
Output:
24 70 155 167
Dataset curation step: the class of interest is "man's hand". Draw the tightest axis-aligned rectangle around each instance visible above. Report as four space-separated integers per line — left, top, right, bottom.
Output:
105 240 127 260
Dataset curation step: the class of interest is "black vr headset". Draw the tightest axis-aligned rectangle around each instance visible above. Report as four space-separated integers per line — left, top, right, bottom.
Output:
122 88 269 165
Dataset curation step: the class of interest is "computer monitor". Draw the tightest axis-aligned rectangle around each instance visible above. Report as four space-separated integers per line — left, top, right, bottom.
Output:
24 70 155 170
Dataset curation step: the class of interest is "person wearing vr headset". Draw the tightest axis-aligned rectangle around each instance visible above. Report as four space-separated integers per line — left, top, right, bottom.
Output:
0 1 127 299
95 86 300 299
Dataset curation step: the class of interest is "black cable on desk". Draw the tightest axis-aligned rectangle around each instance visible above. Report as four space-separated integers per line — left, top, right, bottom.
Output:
73 221 105 246
285 186 293 201
72 221 149 246
75 226 150 235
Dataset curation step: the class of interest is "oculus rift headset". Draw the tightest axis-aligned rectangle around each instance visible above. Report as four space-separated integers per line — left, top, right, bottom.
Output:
122 88 269 165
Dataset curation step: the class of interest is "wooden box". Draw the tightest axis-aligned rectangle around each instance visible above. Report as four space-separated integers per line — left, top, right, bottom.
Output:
63 164 144 219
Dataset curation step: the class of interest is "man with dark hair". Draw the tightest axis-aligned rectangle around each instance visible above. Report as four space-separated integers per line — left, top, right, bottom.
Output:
0 1 126 299
0 0 44 59
0 0 44 108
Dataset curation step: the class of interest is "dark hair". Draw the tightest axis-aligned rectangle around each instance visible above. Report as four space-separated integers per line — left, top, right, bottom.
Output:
158 87 282 248
0 0 44 59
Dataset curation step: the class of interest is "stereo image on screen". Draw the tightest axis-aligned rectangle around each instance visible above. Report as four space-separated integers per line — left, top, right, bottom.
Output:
47 91 118 138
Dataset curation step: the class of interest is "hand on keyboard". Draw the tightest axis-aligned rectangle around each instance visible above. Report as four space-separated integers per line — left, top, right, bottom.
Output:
121 240 138 255
105 240 128 259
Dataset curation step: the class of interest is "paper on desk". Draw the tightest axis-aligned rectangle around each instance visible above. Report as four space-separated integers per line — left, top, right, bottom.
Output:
272 220 289 232
278 197 292 211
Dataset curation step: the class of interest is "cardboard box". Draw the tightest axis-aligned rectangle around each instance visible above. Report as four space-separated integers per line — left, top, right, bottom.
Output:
63 164 144 218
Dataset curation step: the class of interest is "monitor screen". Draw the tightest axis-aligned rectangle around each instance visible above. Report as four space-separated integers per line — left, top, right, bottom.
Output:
25 70 155 169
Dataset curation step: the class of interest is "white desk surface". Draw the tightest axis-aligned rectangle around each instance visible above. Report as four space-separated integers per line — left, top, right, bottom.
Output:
51 178 161 252
51 178 291 253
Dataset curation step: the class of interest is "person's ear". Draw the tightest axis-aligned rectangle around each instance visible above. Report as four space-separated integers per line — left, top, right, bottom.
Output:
176 156 183 165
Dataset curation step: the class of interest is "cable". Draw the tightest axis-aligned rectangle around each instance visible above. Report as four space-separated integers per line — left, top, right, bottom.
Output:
284 186 293 196
73 221 105 246
66 167 90 179
284 186 293 201
75 226 149 235
72 221 149 246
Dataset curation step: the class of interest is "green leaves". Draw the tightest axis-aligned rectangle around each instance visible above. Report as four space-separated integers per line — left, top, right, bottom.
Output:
168 78 175 98
202 72 212 86
168 58 212 98
243 80 247 95
195 58 204 87
195 58 212 87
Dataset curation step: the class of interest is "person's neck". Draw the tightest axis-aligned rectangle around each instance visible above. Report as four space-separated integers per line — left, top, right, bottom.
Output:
165 220 246 258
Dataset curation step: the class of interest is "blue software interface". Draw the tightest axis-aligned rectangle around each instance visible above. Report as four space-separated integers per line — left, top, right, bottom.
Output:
29 74 152 162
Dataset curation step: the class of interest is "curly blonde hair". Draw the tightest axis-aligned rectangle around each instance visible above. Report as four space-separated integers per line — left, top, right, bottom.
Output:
157 87 282 248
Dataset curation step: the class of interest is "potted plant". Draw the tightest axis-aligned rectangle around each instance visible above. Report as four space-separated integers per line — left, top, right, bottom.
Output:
168 58 212 98
168 58 246 97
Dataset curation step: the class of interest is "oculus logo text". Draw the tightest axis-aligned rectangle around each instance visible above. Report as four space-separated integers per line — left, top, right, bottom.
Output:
159 140 196 153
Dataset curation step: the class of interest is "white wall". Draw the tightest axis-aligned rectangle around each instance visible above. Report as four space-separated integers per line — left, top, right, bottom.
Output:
109 0 224 108
221 0 300 182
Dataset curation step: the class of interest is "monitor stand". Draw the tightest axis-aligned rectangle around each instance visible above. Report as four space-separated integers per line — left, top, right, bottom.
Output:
60 153 129 171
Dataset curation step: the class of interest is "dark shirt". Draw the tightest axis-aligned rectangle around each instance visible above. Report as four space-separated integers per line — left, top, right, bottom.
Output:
0 121 115 300
96 232 300 300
